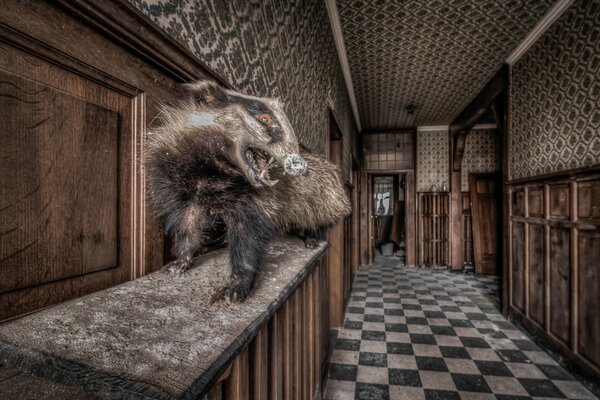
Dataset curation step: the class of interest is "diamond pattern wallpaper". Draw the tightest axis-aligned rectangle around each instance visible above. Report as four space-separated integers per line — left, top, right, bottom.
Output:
511 0 600 180
462 129 501 191
128 0 357 181
417 128 449 193
337 0 555 129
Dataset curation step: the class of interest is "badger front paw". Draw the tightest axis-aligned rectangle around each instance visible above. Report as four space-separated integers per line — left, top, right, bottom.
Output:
161 258 192 275
304 236 319 249
211 274 254 303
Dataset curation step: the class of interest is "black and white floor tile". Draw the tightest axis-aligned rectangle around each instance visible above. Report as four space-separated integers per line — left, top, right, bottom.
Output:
323 263 597 400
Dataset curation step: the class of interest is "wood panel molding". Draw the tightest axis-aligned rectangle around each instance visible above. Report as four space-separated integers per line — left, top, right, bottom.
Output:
508 170 600 382
55 0 229 87
202 254 331 399
0 0 221 320
418 192 449 266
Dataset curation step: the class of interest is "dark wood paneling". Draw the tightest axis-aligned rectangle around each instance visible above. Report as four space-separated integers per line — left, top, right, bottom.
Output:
0 0 220 320
512 189 524 216
201 255 330 400
549 227 571 345
405 171 416 267
359 171 371 266
508 170 600 382
578 178 600 222
578 231 600 370
528 187 544 218
418 193 449 266
549 184 570 220
470 174 500 275
512 223 525 311
328 134 347 331
462 192 473 266
1 71 119 294
528 224 545 326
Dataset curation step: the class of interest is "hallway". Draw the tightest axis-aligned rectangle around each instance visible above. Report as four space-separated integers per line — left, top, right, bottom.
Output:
324 261 597 400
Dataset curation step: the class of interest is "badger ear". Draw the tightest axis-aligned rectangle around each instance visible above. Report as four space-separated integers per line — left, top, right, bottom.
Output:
184 80 229 107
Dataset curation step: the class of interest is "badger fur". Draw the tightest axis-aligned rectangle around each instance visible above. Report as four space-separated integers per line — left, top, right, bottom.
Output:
145 80 350 301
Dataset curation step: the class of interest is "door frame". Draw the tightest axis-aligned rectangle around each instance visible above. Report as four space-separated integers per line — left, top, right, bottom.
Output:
366 171 416 267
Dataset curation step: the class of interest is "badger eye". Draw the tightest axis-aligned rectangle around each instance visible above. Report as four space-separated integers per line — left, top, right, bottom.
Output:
258 114 273 124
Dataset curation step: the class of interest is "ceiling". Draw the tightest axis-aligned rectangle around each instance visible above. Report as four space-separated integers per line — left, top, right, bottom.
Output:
336 0 556 130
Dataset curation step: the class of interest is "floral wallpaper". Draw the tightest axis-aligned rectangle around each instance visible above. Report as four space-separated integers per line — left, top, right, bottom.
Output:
128 0 357 181
511 0 600 180
461 129 501 191
417 128 449 192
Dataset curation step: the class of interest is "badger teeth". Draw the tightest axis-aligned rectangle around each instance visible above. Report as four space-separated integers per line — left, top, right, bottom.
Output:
268 157 275 165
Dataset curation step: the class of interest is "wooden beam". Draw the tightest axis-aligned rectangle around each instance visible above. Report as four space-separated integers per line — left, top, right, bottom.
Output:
449 65 508 137
448 65 508 270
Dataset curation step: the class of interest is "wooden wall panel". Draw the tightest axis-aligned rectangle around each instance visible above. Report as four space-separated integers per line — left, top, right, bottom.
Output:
528 187 544 218
462 193 474 266
528 224 545 327
0 0 223 320
418 193 449 266
511 223 525 312
200 255 330 399
578 231 600 370
578 179 600 222
549 184 570 220
512 189 524 216
0 71 120 294
549 228 571 345
508 171 600 382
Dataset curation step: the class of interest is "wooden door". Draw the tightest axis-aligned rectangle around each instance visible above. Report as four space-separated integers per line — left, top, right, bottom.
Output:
469 173 500 275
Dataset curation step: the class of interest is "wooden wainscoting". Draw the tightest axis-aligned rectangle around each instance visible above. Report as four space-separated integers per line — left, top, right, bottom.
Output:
462 192 474 266
0 0 224 320
508 168 600 381
201 254 330 400
418 192 449 267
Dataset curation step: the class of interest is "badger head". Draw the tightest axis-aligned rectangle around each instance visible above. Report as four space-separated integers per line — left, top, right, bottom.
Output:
183 80 307 188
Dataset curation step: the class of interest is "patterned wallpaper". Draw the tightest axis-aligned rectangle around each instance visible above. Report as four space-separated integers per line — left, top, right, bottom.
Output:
417 128 449 192
128 0 357 181
337 0 554 129
462 129 501 191
511 0 600 180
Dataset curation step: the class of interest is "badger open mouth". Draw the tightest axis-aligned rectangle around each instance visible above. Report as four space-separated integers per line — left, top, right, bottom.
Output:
245 147 279 187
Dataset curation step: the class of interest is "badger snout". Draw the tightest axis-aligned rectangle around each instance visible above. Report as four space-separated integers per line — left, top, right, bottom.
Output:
284 154 307 176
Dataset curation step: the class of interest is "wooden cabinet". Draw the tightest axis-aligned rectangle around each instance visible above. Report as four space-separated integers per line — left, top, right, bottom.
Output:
418 192 449 267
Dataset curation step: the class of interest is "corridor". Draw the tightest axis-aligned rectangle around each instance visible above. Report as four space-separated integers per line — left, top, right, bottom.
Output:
324 261 597 400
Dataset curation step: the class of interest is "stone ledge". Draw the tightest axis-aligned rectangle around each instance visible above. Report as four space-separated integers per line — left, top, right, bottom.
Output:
0 237 327 399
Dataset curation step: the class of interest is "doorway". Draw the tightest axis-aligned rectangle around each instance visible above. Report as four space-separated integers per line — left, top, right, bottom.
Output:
372 174 407 263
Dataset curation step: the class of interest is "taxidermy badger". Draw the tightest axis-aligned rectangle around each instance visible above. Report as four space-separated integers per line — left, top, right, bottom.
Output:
145 80 350 301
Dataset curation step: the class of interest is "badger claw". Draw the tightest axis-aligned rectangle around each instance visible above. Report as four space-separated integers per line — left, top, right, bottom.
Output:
211 274 253 303
304 236 319 249
162 258 192 275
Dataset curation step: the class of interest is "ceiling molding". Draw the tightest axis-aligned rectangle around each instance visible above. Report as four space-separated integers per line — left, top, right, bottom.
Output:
325 0 362 132
417 125 449 132
506 0 575 65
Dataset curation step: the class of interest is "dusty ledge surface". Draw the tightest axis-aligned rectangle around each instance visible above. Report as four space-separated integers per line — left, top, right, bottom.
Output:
0 237 327 400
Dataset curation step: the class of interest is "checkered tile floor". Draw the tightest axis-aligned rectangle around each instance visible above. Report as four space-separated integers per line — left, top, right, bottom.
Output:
323 263 598 400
